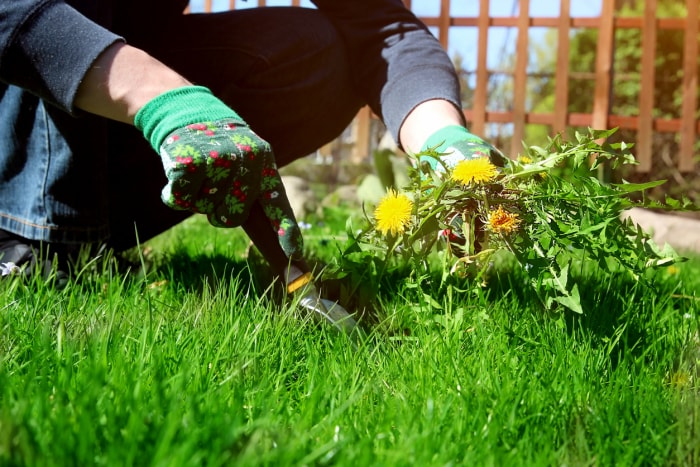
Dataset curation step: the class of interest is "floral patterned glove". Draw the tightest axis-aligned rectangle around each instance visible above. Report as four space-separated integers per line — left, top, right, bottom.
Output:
134 86 302 259
419 125 508 172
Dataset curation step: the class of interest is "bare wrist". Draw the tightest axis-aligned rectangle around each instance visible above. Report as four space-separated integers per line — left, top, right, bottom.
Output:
74 42 191 124
399 99 466 153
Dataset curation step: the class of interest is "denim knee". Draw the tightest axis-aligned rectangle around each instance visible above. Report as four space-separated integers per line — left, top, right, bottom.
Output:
0 85 111 244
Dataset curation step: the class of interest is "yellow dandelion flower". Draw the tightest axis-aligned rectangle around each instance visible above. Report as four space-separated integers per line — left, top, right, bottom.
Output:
374 189 413 237
451 158 498 185
487 205 521 234
519 155 533 164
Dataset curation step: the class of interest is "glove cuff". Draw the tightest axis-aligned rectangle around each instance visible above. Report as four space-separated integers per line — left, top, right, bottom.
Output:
421 125 482 152
134 86 242 151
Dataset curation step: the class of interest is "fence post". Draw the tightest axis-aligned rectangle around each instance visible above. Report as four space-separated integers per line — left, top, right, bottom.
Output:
553 0 571 135
592 0 615 134
471 0 490 138
351 106 372 164
636 0 657 172
511 0 530 157
680 0 699 172
439 0 451 49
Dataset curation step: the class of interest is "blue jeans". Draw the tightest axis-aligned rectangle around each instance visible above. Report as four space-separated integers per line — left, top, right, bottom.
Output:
0 7 363 250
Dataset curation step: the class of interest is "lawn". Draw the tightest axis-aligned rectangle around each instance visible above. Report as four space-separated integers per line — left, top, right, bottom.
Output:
1 213 699 466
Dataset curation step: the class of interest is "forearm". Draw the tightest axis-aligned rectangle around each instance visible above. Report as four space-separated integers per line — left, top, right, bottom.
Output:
399 99 466 154
74 42 191 124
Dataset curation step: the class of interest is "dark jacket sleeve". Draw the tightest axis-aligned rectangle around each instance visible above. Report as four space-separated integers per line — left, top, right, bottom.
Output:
312 0 462 143
0 0 124 113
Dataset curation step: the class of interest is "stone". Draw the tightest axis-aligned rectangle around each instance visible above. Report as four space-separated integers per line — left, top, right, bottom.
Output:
281 175 317 219
622 208 700 254
320 184 359 210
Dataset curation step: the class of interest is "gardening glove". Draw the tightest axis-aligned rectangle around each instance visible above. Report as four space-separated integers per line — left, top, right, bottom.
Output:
419 125 508 172
134 85 303 260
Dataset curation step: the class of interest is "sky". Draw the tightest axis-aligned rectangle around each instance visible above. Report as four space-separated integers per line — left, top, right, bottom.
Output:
188 0 603 71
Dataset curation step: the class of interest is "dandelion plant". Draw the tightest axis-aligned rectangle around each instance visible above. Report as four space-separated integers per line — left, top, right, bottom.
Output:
334 128 695 315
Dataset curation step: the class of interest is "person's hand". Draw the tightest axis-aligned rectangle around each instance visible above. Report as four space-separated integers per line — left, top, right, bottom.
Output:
135 86 302 259
419 125 508 174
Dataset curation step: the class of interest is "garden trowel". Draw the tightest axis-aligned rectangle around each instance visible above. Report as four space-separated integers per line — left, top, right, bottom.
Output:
242 201 360 338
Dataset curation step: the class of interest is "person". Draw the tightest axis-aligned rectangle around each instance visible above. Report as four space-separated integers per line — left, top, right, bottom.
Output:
0 0 501 281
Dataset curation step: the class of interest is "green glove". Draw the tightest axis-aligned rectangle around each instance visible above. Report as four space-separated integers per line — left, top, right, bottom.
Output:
134 86 303 259
419 125 508 173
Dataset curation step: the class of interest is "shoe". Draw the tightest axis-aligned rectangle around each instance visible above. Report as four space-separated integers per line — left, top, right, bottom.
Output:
0 230 70 286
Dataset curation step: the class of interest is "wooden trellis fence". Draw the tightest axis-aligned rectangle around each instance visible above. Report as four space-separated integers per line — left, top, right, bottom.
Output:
188 0 699 173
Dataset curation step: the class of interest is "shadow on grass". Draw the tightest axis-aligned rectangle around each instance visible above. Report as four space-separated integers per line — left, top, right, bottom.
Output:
138 248 268 299
132 245 377 320
482 262 685 368
116 243 692 367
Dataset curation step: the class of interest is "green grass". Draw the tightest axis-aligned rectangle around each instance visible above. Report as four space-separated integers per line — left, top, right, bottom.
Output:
1 215 699 466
